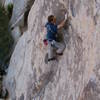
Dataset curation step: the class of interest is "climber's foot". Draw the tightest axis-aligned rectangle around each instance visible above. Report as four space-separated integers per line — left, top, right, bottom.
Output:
48 57 56 61
56 53 63 56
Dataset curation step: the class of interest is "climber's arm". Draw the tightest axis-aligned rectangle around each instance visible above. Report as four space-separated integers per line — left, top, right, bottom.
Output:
57 13 68 29
57 20 66 29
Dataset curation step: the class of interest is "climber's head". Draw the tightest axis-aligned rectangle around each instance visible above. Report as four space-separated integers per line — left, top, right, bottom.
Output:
48 15 56 24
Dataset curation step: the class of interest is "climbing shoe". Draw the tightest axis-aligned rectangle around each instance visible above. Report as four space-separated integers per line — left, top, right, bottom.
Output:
48 57 56 61
56 53 63 56
44 53 57 64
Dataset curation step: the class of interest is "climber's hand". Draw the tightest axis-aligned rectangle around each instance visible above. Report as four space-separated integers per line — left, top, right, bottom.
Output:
58 13 68 29
65 13 68 20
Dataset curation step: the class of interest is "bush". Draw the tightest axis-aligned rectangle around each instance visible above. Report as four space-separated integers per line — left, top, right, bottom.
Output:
6 3 13 19
0 5 13 65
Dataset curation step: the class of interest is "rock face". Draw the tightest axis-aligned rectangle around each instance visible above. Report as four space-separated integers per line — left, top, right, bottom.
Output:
10 0 34 44
3 0 100 100
10 0 34 27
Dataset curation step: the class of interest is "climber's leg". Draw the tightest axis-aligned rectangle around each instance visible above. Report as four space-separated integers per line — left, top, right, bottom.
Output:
48 41 56 61
52 40 66 55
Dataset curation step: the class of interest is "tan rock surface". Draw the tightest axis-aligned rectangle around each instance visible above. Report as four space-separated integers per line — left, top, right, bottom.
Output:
4 0 100 100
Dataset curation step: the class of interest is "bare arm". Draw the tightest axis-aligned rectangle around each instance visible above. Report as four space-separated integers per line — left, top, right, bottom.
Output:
57 19 66 29
57 13 68 29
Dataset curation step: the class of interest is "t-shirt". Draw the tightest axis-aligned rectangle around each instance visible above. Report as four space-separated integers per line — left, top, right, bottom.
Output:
45 22 58 41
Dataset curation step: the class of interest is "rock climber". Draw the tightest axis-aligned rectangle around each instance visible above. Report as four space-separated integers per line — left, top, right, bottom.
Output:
45 13 68 61
32 13 68 98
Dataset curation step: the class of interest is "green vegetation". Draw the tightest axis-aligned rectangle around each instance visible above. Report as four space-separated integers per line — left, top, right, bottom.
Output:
6 3 13 19
0 4 13 98
0 4 13 65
